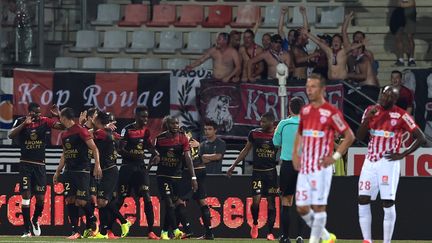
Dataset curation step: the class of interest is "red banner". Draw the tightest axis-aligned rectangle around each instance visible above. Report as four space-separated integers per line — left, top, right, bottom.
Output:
12 69 171 144
199 80 344 139
347 147 432 176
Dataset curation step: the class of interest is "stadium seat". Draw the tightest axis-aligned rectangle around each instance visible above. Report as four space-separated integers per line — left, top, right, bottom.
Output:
153 31 182 53
69 30 99 53
55 57 78 69
287 6 316 28
196 59 213 70
91 3 120 26
110 57 134 70
202 5 232 28
261 6 281 28
174 5 204 27
125 30 155 54
166 58 190 70
97 30 127 53
181 31 211 54
138 58 162 70
118 4 148 27
82 57 106 69
230 5 261 28
315 6 345 28
146 4 176 27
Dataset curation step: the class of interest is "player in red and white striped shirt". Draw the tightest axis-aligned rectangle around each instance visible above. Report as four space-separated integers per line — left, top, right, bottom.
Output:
293 74 354 243
356 86 425 243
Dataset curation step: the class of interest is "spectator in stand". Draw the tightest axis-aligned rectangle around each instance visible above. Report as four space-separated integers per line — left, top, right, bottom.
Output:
262 34 272 51
239 29 264 82
394 0 417 67
1 0 16 25
247 34 292 81
347 42 380 101
185 33 241 82
313 34 332 80
342 11 377 74
301 28 364 81
229 30 242 51
391 70 414 114
278 7 296 52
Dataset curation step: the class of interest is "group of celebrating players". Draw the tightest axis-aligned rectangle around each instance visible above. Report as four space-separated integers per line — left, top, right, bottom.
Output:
9 73 425 243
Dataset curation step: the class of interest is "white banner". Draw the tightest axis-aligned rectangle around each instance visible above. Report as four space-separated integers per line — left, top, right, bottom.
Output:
169 69 212 131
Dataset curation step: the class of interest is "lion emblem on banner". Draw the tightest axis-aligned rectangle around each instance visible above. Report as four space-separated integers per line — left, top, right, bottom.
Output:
205 95 233 132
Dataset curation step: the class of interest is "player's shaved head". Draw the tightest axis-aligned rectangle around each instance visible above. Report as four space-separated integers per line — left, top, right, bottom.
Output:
379 85 399 109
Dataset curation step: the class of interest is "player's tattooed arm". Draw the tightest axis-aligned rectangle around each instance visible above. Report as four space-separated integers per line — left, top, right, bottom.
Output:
227 141 253 177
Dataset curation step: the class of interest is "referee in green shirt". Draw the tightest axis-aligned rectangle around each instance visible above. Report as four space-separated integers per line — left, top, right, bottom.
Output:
273 97 305 243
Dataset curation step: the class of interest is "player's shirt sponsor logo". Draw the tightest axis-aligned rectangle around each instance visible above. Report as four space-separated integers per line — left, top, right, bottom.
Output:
402 113 416 130
370 129 395 138
332 113 347 131
302 130 325 138
389 112 401 119
318 108 331 117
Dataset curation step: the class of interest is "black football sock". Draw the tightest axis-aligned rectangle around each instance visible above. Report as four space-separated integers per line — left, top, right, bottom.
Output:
251 203 259 226
175 204 191 234
144 200 155 232
200 205 212 234
22 206 31 232
281 205 291 238
108 200 127 224
67 204 79 234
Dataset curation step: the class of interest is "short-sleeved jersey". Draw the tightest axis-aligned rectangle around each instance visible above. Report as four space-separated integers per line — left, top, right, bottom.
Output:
155 131 190 178
13 116 57 164
248 128 277 170
298 102 350 174
363 105 418 162
94 128 120 170
120 123 152 164
61 124 92 171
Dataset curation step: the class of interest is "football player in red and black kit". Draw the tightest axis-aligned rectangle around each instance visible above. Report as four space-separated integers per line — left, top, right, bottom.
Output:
53 107 102 240
150 116 198 240
8 102 63 237
89 111 127 239
227 112 279 240
78 107 100 238
117 106 159 239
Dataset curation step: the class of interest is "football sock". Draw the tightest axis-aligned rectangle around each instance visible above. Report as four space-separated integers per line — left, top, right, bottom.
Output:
267 205 276 234
310 212 326 241
144 200 155 232
108 200 127 224
67 204 79 233
33 203 44 221
281 206 291 237
251 203 259 225
383 205 396 243
22 206 31 232
200 205 212 233
175 203 191 233
359 204 372 242
301 210 330 240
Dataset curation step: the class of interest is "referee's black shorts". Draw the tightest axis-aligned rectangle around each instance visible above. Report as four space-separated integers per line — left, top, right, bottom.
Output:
279 160 298 196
